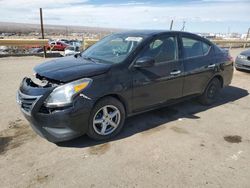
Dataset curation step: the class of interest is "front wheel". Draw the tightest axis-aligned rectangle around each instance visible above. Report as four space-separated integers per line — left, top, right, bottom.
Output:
199 78 221 105
87 97 126 140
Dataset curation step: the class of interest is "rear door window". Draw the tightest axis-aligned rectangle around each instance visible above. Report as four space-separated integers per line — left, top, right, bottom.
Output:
202 42 210 54
182 37 210 58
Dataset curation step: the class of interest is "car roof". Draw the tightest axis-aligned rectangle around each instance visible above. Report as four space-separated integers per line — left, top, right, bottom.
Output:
117 30 197 37
116 30 212 44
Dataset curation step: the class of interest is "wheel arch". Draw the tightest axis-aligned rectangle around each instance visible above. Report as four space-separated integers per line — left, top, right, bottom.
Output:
213 74 224 88
93 93 129 116
202 74 224 94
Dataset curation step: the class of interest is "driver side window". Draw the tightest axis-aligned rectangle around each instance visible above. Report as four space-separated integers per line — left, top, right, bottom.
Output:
139 36 178 64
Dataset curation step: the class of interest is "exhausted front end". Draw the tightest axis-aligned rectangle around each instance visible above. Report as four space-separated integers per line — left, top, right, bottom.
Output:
17 75 94 143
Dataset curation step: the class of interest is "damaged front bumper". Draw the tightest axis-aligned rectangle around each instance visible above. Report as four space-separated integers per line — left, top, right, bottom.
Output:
17 77 94 143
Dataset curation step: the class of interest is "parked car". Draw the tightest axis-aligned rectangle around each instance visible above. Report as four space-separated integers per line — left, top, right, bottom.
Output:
47 41 69 51
60 39 70 44
235 49 250 71
68 40 82 47
0 46 8 54
17 31 234 143
64 46 80 56
29 47 43 54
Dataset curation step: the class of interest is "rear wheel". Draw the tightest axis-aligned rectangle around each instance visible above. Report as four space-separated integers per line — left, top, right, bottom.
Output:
199 78 221 105
87 97 125 140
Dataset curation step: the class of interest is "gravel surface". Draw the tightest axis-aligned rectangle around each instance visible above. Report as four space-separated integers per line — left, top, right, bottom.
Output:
0 49 250 188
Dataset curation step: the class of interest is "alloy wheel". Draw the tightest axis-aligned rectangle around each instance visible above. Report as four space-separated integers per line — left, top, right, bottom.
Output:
93 105 121 135
207 84 218 99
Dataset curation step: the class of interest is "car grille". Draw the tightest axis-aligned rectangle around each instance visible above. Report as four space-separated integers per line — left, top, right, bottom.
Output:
17 91 41 114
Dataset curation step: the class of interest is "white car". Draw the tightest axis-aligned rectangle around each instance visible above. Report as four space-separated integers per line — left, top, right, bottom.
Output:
64 46 80 56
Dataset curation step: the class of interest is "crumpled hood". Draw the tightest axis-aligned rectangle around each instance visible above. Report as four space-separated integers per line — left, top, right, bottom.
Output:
34 56 111 82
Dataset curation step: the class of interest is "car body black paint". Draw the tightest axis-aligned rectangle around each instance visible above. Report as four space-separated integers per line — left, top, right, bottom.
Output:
34 56 112 82
17 31 234 142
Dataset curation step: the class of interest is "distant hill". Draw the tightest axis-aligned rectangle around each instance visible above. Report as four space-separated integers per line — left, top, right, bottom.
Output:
0 22 122 35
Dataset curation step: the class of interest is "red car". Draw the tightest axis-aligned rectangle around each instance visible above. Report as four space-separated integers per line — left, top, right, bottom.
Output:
47 41 69 51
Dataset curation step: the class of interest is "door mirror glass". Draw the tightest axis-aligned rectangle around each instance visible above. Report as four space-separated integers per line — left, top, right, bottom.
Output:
134 57 155 68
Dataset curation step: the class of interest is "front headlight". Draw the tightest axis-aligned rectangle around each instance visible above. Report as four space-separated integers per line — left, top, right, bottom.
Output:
44 78 92 107
237 54 247 60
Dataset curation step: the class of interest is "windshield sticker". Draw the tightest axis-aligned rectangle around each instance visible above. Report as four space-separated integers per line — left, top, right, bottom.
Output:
125 37 143 42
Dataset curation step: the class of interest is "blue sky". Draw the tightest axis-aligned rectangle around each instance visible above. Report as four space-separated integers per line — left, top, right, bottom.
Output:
0 0 249 33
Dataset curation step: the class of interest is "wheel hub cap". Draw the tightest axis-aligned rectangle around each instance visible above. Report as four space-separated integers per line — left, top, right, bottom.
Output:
93 105 121 136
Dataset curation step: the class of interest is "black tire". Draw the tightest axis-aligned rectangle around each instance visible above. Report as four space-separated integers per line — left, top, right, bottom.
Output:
235 67 241 71
199 78 221 106
87 97 126 140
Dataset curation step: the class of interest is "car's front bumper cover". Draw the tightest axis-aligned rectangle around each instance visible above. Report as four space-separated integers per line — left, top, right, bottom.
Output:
235 57 250 71
17 78 94 143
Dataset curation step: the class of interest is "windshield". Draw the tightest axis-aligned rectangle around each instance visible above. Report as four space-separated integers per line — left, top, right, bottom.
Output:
81 34 144 64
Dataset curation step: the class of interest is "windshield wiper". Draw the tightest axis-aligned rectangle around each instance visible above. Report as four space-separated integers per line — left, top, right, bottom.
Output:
74 53 82 58
82 56 98 63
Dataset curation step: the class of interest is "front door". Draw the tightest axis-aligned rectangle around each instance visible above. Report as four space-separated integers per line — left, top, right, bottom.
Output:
132 34 184 112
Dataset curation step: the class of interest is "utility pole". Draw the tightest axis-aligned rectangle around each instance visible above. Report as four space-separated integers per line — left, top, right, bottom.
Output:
66 26 69 37
228 26 231 35
181 21 186 31
244 27 250 48
169 20 173 30
40 8 46 58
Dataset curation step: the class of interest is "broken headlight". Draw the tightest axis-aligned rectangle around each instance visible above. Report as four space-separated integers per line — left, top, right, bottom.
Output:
44 78 92 108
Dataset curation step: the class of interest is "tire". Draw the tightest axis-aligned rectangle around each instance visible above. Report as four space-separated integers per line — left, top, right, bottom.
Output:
235 67 241 71
87 97 126 140
199 78 221 106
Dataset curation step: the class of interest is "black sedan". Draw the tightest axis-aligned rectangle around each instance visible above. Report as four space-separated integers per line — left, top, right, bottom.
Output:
235 49 250 71
17 30 234 143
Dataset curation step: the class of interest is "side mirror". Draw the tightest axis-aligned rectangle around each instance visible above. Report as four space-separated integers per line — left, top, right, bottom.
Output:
134 57 155 68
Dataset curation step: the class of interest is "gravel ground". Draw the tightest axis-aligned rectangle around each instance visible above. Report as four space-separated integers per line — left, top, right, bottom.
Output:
0 49 250 188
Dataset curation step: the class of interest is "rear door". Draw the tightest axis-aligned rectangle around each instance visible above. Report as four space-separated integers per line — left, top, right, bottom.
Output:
180 35 216 96
132 34 184 112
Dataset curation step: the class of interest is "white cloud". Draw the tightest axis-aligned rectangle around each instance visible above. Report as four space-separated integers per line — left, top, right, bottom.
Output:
0 0 249 32
0 0 88 9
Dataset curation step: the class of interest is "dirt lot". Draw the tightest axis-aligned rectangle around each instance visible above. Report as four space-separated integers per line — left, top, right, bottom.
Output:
0 49 250 188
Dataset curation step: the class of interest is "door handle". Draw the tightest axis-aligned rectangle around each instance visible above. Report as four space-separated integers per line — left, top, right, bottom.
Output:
170 70 181 75
207 64 216 68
